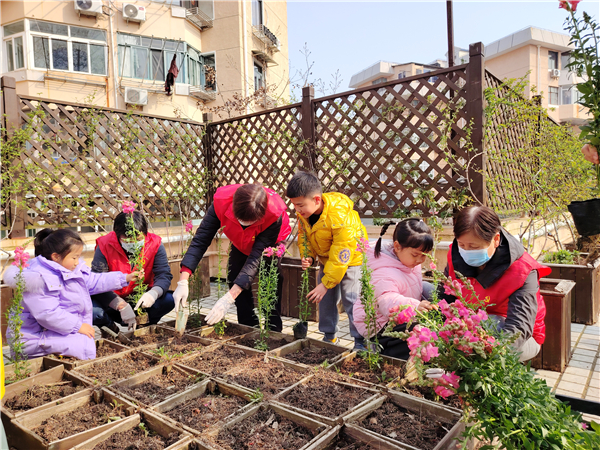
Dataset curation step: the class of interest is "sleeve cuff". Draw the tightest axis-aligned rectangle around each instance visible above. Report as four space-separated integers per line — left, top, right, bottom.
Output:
180 266 193 275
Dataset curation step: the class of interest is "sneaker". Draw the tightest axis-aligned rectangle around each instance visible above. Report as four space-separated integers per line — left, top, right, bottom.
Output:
353 342 367 352
322 336 338 344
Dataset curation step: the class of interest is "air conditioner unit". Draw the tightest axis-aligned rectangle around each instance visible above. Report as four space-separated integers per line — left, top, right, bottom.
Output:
74 0 103 16
123 3 146 22
124 87 148 105
551 69 561 78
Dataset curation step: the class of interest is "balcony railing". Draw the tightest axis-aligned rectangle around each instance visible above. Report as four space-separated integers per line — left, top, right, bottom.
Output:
252 24 280 51
190 84 217 102
186 7 213 29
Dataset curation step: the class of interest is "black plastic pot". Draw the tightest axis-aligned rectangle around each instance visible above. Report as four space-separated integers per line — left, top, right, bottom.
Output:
568 198 600 237
293 321 308 339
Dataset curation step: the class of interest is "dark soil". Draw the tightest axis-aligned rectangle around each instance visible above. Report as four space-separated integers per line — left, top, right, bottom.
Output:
360 398 457 450
179 345 253 376
4 382 86 412
47 355 78 362
223 357 307 397
149 335 209 360
394 383 463 410
124 329 174 347
216 408 324 450
114 369 203 405
284 346 342 366
34 399 126 443
280 373 373 419
325 431 375 450
337 356 405 385
92 422 181 450
204 325 249 340
76 351 158 384
165 387 248 431
236 336 291 351
96 344 122 358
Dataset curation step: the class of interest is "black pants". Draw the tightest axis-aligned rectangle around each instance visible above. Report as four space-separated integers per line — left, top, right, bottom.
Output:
377 323 410 360
228 245 283 332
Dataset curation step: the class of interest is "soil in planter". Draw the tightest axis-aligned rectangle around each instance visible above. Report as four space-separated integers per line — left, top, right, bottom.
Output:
114 369 204 405
395 383 462 410
215 408 324 450
236 336 291 351
76 351 158 384
33 399 126 443
149 335 209 361
284 346 342 366
91 421 181 450
180 345 253 376
4 382 86 413
165 387 248 431
337 356 405 385
125 330 174 347
360 398 456 450
280 372 372 419
222 357 306 397
325 431 376 450
96 344 123 358
203 326 249 340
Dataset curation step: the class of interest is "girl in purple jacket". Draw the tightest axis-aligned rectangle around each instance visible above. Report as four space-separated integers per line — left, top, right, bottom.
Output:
5 229 139 360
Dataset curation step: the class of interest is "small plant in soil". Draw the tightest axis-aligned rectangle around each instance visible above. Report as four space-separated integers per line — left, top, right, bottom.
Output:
213 319 227 336
211 227 228 337
542 249 583 265
336 355 405 386
293 225 311 338
248 388 264 404
77 351 158 384
4 382 86 413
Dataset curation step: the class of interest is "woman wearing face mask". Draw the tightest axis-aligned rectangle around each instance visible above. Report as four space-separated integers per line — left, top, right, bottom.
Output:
91 210 174 331
440 206 551 362
175 184 291 330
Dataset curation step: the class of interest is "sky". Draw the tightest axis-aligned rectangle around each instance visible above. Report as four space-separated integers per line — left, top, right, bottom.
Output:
285 0 600 99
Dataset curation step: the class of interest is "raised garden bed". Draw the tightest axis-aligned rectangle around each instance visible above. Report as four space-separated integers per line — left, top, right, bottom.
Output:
162 313 207 334
143 335 214 362
4 357 47 385
271 339 351 367
345 391 463 450
213 402 333 450
176 345 262 377
43 340 130 370
110 365 206 407
112 325 180 349
152 379 252 437
7 388 137 450
389 381 463 411
72 350 160 385
194 322 257 342
70 410 191 450
220 356 309 398
232 330 295 351
329 352 405 388
318 425 406 450
274 373 380 426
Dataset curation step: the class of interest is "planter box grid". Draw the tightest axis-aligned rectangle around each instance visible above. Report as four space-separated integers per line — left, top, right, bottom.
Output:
109 325 183 350
4 357 47 384
43 339 131 371
229 329 295 351
139 334 216 363
162 313 207 335
269 338 352 368
314 424 407 450
190 321 258 342
174 343 266 378
328 351 407 391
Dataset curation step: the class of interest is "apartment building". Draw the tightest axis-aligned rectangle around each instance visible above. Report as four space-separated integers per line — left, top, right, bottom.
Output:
1 0 289 121
348 60 445 89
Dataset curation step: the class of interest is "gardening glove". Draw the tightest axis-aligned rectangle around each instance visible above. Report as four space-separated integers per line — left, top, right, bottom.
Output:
119 303 137 332
134 288 160 310
206 292 236 325
173 279 189 312
425 368 445 379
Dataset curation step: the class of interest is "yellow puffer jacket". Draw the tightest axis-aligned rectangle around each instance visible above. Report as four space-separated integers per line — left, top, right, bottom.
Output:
297 192 367 289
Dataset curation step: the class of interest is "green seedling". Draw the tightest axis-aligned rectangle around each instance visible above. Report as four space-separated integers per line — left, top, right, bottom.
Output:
138 422 150 437
213 320 227 336
248 388 264 404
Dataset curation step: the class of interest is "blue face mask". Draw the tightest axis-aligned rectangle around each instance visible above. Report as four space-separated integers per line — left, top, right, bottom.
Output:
458 246 493 267
121 240 144 253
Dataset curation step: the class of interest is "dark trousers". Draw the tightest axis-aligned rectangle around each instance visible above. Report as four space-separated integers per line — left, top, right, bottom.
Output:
92 291 175 328
377 323 410 360
228 245 283 332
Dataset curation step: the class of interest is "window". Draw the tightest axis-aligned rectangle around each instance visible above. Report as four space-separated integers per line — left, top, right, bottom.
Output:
252 0 263 26
561 52 571 70
29 20 107 75
372 77 387 85
416 69 423 75
3 21 25 72
117 33 185 81
548 51 558 70
398 72 406 79
549 86 559 105
561 85 582 105
254 61 264 91
188 46 216 90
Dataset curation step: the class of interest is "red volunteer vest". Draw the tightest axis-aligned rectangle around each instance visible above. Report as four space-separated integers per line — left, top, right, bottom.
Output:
96 231 162 297
447 244 551 345
213 184 291 255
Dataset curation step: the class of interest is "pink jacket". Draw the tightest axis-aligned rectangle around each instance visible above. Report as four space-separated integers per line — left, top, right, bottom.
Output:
353 243 423 338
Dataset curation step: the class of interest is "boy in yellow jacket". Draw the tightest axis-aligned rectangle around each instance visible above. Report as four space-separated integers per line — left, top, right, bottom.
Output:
286 171 367 350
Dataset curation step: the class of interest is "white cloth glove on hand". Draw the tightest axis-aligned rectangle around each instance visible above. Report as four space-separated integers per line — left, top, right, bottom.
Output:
119 303 137 331
205 292 236 325
135 289 159 310
425 368 445 379
173 279 189 312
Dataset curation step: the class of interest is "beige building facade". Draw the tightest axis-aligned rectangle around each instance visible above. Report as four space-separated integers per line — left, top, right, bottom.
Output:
1 0 289 121
348 60 445 89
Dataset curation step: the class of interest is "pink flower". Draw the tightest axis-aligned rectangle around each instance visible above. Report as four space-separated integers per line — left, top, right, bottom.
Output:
12 247 29 268
420 343 439 362
441 371 460 389
443 279 463 296
394 306 416 325
276 243 286 258
560 1 581 11
429 262 437 270
407 334 421 351
418 327 438 343
434 385 455 399
185 221 193 233
263 247 275 257
570 0 581 11
581 422 589 430
389 305 400 314
122 201 137 214
356 237 370 253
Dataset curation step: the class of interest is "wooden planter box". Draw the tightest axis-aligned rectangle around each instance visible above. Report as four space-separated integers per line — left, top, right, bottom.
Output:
174 343 265 377
139 334 214 362
4 357 48 385
151 378 253 437
328 352 406 390
345 390 464 450
169 257 211 299
270 338 352 368
531 278 576 372
7 388 137 450
229 330 296 351
542 254 600 324
110 324 180 349
43 339 130 370
162 314 207 334
314 424 407 450
70 409 191 450
279 256 320 321
191 321 257 342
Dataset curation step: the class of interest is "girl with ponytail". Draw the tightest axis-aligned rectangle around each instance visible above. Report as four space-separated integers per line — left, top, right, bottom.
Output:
353 218 436 359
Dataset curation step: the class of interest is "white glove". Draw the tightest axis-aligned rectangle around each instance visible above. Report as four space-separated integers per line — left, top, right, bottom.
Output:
119 303 137 331
425 368 445 379
206 292 236 325
173 279 189 312
134 289 159 310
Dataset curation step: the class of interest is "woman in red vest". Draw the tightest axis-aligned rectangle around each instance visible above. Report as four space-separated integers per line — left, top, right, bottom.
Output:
91 211 174 331
175 184 291 330
440 206 550 362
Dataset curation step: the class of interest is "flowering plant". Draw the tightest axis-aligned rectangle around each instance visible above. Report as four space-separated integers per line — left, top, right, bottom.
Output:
6 246 30 382
385 269 600 449
560 0 600 189
294 224 311 332
121 202 147 314
254 243 286 350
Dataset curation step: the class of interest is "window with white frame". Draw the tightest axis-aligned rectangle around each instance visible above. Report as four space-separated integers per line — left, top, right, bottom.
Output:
372 77 387 85
187 45 216 90
254 61 264 91
560 52 571 70
561 85 582 105
548 51 558 70
28 20 107 75
252 0 263 27
3 20 25 72
548 86 559 105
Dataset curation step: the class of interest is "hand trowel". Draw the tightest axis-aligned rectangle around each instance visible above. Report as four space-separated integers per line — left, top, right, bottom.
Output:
175 307 189 334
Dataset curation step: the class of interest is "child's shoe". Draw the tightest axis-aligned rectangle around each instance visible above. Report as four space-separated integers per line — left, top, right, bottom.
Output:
353 337 367 352
323 334 338 344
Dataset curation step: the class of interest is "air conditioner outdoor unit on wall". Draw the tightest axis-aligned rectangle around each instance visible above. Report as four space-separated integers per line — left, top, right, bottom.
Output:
123 3 146 22
551 69 561 78
74 0 103 16
124 87 148 105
